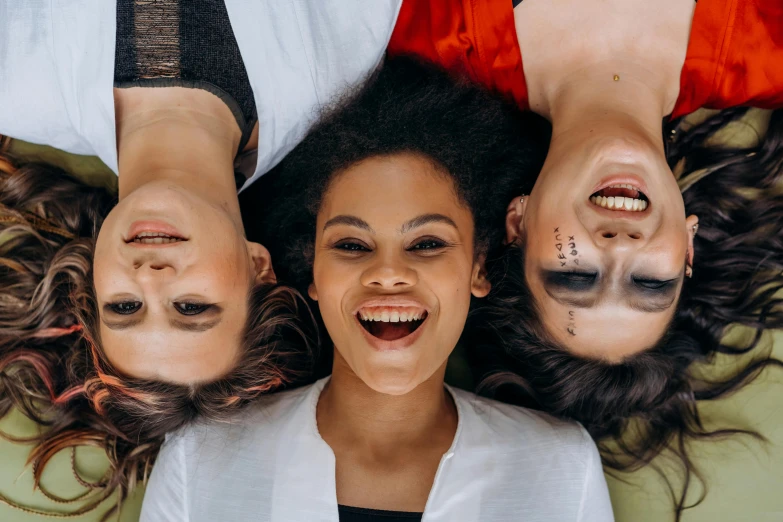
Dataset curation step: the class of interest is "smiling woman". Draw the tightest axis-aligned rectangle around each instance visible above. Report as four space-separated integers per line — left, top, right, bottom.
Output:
139 57 614 521
0 148 316 518
466 108 783 521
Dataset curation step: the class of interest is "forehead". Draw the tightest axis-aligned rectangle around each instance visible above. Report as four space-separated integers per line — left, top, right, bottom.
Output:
536 296 674 361
319 154 467 223
99 310 246 384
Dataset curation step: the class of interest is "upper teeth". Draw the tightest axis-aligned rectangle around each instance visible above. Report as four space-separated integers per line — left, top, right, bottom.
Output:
132 232 182 244
606 184 638 190
591 195 647 211
358 308 425 322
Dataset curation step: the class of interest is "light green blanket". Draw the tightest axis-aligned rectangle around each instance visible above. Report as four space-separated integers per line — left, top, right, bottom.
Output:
2 109 781 521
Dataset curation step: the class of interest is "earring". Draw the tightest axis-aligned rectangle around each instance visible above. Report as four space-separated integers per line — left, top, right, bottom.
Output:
685 266 693 278
692 224 699 236
520 194 528 204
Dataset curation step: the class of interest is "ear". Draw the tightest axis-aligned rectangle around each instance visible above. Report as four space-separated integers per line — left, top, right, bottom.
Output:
307 282 318 301
505 196 527 245
246 241 277 285
685 214 699 272
470 254 491 298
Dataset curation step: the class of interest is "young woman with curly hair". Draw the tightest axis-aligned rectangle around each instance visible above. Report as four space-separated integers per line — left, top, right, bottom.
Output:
389 0 783 518
141 57 614 522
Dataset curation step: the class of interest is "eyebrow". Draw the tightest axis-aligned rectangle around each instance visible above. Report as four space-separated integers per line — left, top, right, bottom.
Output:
169 317 223 332
322 213 458 234
323 215 373 233
399 213 458 234
101 315 223 332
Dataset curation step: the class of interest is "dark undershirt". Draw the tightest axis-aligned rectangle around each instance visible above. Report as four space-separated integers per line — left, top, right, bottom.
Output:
338 505 423 522
114 0 257 188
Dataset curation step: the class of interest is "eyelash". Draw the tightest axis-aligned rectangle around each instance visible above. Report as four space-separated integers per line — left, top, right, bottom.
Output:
633 278 675 290
332 238 450 253
107 302 213 315
108 301 141 315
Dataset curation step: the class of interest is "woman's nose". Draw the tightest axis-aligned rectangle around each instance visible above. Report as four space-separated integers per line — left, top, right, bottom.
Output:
594 227 645 250
360 256 418 289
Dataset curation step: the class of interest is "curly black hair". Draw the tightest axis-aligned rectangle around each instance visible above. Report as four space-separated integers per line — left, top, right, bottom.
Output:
465 108 783 520
241 55 550 296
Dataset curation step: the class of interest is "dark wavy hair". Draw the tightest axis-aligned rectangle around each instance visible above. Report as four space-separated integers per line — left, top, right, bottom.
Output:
0 142 317 519
466 107 783 520
242 55 550 303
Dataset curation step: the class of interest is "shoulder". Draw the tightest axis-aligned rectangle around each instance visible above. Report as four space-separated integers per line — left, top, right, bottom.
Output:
163 381 318 459
450 387 596 465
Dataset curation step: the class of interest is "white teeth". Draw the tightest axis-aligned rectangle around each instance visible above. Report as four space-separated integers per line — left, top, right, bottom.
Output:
590 195 648 212
132 232 184 244
358 308 426 323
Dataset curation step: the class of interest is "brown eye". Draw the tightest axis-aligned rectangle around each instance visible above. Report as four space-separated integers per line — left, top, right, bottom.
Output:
334 241 370 252
108 301 142 315
174 302 213 315
409 239 447 251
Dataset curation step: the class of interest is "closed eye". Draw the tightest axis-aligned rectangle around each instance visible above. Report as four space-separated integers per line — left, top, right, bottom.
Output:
632 277 678 290
544 270 598 290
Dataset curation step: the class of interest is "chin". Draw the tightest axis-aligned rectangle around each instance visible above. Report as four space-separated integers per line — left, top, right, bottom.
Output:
358 365 423 396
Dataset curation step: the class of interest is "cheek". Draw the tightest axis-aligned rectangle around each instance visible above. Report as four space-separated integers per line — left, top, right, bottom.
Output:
312 258 354 322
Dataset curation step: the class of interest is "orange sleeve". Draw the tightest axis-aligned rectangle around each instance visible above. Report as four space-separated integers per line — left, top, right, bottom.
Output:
388 0 529 110
673 0 783 118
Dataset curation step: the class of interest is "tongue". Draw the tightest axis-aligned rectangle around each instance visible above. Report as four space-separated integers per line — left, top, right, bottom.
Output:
598 187 640 199
366 321 417 341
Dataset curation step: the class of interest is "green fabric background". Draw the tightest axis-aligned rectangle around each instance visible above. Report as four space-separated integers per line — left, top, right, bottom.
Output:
2 110 781 521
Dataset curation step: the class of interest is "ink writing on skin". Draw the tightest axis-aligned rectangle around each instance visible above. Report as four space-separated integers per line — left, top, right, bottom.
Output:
567 310 576 336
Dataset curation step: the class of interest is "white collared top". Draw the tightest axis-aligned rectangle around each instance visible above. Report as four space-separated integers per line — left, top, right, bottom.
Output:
140 377 614 522
0 0 401 190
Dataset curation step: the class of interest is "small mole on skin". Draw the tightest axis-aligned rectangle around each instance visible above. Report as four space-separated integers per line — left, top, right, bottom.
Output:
613 75 620 81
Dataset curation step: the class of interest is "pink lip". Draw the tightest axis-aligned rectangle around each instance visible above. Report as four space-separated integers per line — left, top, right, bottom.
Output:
590 174 649 196
355 313 429 352
352 296 430 315
125 220 188 243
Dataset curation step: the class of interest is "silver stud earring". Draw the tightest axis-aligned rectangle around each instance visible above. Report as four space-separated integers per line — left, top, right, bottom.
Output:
520 194 528 204
692 224 699 236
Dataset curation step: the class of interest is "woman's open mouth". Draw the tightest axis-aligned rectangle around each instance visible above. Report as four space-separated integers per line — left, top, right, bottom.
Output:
126 232 187 245
356 306 428 342
125 220 188 245
590 183 649 212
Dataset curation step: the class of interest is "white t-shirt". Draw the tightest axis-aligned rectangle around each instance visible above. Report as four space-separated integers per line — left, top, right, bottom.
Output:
140 377 614 522
0 0 401 190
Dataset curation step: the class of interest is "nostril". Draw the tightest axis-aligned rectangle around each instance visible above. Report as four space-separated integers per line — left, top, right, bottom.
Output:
627 233 642 240
602 232 617 239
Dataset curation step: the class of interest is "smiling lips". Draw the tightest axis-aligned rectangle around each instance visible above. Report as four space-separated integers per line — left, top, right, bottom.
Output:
128 232 186 245
356 305 428 343
590 183 649 212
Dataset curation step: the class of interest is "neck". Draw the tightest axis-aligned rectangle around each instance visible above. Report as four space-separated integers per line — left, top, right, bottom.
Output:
114 87 243 224
516 0 694 134
544 64 670 153
317 351 457 453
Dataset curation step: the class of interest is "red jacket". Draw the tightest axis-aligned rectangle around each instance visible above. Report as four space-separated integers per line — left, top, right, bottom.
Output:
388 0 783 118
